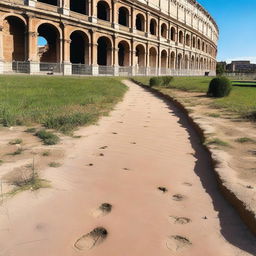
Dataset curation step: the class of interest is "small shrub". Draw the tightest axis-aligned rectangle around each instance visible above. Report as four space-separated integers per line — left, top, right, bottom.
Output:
48 162 61 168
207 77 232 98
235 137 255 144
0 160 3 165
35 130 60 145
25 128 37 133
8 147 24 156
205 138 230 147
42 151 50 156
149 77 163 87
161 76 174 87
9 138 22 145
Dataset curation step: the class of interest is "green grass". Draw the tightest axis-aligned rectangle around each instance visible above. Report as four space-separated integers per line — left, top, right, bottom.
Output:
205 138 230 147
9 138 22 145
48 162 61 168
235 137 255 143
25 127 37 133
35 130 60 145
132 76 256 119
0 76 127 132
206 113 221 118
8 147 24 156
42 151 50 156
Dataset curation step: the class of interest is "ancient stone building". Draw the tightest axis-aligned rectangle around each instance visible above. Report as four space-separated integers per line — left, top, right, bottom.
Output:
0 0 218 76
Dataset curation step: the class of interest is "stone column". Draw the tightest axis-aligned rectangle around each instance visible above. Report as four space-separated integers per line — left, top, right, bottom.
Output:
89 0 98 23
145 12 149 37
27 16 39 74
0 25 4 73
27 0 37 7
130 39 136 76
62 39 71 75
112 1 119 29
91 31 98 75
113 35 119 76
60 0 70 15
130 6 134 33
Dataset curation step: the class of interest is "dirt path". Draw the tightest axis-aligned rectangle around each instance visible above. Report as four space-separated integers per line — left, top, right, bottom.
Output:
0 80 255 256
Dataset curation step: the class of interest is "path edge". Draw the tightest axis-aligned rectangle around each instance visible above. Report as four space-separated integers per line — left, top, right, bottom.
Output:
130 78 256 236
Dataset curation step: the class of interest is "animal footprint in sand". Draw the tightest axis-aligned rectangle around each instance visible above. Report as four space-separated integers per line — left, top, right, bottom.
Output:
172 194 185 201
169 216 191 225
158 187 168 193
99 146 108 150
92 203 112 218
74 227 108 250
183 182 192 187
166 235 192 252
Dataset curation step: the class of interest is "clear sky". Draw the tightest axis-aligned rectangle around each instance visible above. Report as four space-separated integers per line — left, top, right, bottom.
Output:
198 0 256 63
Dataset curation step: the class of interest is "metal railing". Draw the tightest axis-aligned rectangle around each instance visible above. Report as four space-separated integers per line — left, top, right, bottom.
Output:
0 61 215 77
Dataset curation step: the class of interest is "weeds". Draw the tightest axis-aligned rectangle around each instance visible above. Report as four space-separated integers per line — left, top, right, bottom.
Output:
35 130 60 145
42 151 50 156
48 162 61 168
8 147 24 156
206 113 220 118
25 128 37 133
205 138 230 147
235 137 255 144
9 138 22 145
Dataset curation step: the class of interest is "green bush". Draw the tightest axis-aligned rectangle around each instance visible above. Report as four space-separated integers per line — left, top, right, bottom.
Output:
161 76 174 87
149 77 163 87
207 77 232 98
35 130 60 145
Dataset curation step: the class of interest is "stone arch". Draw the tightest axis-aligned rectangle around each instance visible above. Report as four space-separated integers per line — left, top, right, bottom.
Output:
179 30 184 44
3 15 26 62
1 13 27 25
160 49 168 68
118 40 130 66
161 23 167 38
97 36 112 65
118 6 129 26
191 55 195 69
170 51 175 69
185 34 190 46
70 0 89 15
37 23 60 63
70 30 89 64
177 53 182 69
149 47 157 67
170 27 176 41
200 57 203 69
97 1 110 21
135 13 145 31
135 44 145 67
38 0 57 6
150 18 157 35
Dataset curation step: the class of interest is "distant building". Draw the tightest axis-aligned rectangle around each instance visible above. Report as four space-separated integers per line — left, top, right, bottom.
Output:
226 61 256 73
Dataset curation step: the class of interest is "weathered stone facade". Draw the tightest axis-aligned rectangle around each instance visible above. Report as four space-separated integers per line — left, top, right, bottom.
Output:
0 0 218 75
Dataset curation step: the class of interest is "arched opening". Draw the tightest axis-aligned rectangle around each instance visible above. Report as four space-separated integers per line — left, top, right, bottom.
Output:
118 41 129 66
3 16 26 62
192 37 196 48
70 31 89 64
206 44 208 53
97 1 110 21
202 42 205 52
161 23 167 38
70 0 88 15
196 57 199 70
204 58 206 69
38 23 60 63
161 50 167 68
185 34 190 46
197 39 201 50
170 52 175 69
97 36 112 66
150 19 157 35
191 56 195 69
149 47 157 67
179 31 183 44
184 55 189 69
171 27 176 41
135 44 145 67
38 0 57 5
177 54 182 69
200 58 203 69
118 7 129 26
135 14 145 31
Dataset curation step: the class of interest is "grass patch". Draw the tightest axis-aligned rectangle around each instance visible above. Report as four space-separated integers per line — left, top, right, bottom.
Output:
235 137 255 143
25 127 37 133
205 138 230 147
206 113 220 118
35 129 60 145
0 76 127 132
8 147 24 156
9 138 22 145
0 160 3 165
42 151 50 156
48 162 61 168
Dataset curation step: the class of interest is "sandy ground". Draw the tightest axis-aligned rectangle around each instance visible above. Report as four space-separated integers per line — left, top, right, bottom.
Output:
0 80 256 256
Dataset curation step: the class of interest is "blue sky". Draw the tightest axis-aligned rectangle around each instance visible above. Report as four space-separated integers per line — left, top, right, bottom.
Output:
198 0 256 63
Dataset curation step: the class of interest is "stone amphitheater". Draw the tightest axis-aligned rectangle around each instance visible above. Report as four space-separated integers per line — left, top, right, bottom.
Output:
0 0 218 76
